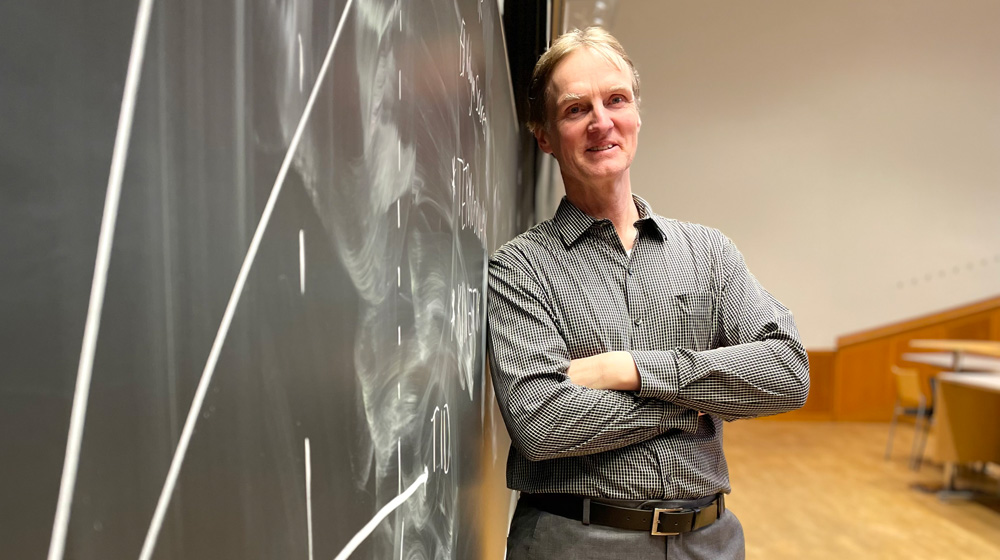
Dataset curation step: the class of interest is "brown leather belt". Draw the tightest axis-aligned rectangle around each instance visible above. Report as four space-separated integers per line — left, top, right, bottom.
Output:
520 493 725 536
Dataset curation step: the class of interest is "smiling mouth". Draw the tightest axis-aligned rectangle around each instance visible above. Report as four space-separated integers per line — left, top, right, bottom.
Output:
587 144 617 152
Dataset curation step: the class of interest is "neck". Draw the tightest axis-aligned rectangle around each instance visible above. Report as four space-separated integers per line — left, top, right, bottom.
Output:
564 172 640 250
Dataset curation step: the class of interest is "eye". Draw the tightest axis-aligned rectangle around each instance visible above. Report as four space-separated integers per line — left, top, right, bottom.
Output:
568 105 582 114
609 94 627 105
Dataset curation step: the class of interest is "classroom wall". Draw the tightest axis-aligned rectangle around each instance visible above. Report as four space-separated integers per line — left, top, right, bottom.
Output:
611 0 1000 348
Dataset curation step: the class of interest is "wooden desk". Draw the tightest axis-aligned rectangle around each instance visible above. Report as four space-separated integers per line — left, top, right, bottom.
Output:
910 339 1000 357
901 352 1000 372
909 339 1000 372
934 372 1000 491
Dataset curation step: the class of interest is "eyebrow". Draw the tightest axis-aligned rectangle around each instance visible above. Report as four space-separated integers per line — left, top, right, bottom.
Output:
557 92 584 105
557 85 631 106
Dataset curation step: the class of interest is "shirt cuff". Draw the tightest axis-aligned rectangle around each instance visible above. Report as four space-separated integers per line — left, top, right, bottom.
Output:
631 350 680 401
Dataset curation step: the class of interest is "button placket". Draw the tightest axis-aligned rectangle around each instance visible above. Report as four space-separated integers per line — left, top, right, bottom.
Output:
624 245 637 344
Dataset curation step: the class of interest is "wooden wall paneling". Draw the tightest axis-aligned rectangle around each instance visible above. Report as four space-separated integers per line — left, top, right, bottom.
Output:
832 295 1000 423
834 339 895 421
943 311 994 341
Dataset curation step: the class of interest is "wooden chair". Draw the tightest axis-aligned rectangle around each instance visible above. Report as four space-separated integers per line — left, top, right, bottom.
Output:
884 366 934 470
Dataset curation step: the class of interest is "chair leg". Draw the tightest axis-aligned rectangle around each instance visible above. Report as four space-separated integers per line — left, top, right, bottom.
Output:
945 462 958 491
915 414 933 471
885 402 901 460
909 399 927 471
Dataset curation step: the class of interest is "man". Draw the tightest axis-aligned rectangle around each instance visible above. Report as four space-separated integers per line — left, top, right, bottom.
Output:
487 27 809 559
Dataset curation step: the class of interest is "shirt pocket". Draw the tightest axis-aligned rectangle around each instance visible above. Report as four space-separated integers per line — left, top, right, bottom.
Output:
669 291 715 351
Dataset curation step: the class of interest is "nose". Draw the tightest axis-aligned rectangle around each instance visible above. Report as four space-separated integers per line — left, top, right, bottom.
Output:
587 104 613 135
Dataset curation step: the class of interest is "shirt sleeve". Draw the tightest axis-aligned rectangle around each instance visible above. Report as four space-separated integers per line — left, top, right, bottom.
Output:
487 248 700 462
632 235 810 420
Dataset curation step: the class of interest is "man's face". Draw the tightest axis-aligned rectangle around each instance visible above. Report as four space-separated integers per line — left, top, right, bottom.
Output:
535 47 641 191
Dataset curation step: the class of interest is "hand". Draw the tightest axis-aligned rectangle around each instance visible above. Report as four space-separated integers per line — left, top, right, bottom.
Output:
567 351 640 391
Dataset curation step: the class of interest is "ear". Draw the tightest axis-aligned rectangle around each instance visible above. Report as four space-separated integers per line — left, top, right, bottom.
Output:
534 127 554 155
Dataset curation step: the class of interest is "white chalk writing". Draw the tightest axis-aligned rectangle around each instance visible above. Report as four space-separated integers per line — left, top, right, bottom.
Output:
452 157 487 244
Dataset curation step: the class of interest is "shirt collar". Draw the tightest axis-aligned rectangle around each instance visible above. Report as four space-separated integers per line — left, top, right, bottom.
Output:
553 194 668 248
634 195 669 241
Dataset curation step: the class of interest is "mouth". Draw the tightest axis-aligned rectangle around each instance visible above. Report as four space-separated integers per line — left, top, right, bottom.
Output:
586 144 618 152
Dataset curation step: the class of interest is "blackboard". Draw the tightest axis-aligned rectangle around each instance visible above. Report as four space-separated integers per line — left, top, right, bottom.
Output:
0 0 527 558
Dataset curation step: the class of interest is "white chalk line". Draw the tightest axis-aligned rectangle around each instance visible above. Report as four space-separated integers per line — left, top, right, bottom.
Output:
298 33 304 93
305 438 314 560
333 467 427 560
137 2 355 559
299 229 306 294
46 1 156 559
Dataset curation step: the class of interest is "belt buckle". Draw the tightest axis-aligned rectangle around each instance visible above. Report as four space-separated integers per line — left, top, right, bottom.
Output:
651 507 684 536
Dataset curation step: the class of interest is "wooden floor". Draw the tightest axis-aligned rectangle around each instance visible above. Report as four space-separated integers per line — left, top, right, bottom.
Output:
724 421 1000 559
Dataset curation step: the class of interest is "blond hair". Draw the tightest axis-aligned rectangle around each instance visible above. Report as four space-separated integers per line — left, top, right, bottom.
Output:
526 27 641 134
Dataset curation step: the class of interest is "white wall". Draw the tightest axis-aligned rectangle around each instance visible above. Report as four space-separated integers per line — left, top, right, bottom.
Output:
607 0 1000 348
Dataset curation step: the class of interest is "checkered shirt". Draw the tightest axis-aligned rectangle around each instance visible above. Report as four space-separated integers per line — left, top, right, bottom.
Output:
487 195 809 499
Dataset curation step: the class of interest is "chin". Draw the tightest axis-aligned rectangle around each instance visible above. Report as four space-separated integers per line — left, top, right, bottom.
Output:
587 161 629 178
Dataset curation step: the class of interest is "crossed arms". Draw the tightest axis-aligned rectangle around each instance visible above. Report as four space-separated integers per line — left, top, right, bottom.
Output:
486 235 809 462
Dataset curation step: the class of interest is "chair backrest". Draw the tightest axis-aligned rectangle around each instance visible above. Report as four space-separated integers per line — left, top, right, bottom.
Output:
890 365 925 408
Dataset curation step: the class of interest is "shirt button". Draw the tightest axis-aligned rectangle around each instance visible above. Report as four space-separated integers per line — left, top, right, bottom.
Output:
634 318 643 326
627 268 634 276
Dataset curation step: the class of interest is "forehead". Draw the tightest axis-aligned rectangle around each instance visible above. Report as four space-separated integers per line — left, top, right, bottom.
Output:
547 48 632 98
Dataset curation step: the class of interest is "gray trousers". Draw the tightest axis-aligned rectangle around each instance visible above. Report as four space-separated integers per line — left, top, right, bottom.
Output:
506 496 745 559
